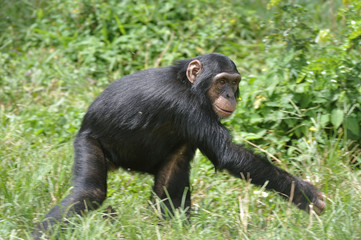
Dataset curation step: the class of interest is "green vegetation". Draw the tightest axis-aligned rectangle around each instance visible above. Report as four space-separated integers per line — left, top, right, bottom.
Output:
1 0 360 239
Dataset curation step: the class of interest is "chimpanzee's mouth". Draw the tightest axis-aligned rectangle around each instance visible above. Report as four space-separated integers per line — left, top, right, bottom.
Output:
215 105 234 115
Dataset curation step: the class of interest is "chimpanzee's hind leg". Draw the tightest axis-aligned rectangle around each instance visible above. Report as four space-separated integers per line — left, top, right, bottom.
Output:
33 133 108 239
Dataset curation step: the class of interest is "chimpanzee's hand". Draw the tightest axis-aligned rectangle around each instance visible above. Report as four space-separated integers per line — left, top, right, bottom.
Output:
293 178 325 215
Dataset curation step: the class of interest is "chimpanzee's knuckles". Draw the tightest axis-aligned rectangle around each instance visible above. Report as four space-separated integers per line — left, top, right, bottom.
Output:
313 191 326 215
294 179 325 215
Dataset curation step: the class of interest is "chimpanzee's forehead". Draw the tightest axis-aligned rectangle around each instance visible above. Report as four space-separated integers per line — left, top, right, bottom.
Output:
216 59 238 73
198 53 239 73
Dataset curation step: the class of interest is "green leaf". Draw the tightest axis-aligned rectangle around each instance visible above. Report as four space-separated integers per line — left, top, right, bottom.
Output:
114 14 126 35
346 117 360 136
331 109 344 128
320 114 330 127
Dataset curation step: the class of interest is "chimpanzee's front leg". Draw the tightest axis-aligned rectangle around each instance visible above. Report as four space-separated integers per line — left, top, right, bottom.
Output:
152 145 195 217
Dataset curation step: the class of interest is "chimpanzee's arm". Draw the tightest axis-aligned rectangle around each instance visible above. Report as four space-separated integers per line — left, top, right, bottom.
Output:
223 142 324 214
185 118 325 215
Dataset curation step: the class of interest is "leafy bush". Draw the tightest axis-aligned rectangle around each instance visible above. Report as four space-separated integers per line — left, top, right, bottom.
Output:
2 0 264 75
229 1 361 157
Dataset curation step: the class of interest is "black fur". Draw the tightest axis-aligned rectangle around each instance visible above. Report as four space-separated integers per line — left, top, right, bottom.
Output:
33 53 323 239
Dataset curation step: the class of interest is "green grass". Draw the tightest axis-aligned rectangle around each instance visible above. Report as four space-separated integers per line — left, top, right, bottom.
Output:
1 0 361 239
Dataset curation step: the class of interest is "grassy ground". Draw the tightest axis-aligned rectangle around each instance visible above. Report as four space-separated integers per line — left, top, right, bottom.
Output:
1 0 361 239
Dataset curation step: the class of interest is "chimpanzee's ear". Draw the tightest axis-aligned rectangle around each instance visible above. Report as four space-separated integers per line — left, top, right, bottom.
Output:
186 60 202 84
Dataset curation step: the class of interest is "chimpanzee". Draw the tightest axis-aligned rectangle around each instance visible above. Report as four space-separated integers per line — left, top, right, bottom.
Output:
34 53 325 238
